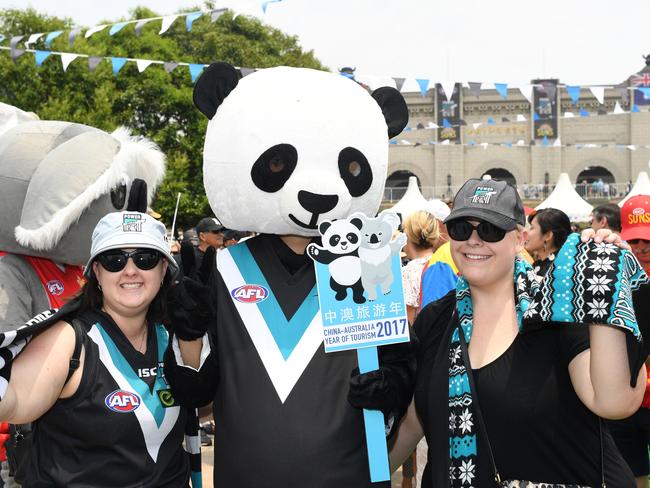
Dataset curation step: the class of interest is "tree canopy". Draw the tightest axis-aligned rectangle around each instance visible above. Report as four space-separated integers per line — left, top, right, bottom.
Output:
0 5 326 229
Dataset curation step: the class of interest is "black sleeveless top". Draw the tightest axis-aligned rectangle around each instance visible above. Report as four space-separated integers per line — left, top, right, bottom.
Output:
24 310 189 488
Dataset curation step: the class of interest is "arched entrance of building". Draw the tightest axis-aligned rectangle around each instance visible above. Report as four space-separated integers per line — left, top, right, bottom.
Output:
482 168 516 186
386 170 419 201
575 166 616 199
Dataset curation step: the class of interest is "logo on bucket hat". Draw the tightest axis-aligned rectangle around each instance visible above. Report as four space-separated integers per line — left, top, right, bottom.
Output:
122 213 145 232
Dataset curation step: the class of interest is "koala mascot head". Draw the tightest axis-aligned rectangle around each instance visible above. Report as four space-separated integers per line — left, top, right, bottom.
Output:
353 212 401 249
0 104 166 265
193 62 408 236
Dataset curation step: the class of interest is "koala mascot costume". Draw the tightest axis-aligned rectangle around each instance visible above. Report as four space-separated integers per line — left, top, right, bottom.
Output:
165 62 415 487
0 103 166 331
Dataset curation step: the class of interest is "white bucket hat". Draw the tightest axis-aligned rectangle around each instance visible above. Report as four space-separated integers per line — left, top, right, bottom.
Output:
85 211 179 277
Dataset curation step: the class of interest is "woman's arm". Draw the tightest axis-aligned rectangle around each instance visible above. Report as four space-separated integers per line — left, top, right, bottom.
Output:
569 325 646 419
0 320 76 424
388 399 424 473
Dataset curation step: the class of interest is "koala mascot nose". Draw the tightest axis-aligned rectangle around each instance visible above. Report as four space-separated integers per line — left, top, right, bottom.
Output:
369 234 379 244
298 190 339 215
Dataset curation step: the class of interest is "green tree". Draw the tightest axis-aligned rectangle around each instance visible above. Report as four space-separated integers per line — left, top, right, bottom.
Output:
0 6 326 229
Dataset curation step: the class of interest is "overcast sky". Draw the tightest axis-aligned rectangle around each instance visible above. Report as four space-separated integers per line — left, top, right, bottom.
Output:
2 0 648 86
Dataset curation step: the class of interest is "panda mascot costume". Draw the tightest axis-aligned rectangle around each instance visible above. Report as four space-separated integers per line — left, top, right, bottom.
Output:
164 62 412 487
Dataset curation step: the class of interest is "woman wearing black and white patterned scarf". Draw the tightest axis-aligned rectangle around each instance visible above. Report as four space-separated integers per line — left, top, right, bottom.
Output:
389 177 647 488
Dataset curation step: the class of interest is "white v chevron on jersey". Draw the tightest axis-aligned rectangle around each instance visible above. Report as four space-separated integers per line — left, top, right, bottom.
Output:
218 248 324 403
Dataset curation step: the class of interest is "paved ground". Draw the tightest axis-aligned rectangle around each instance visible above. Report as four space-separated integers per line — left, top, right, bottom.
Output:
199 440 408 487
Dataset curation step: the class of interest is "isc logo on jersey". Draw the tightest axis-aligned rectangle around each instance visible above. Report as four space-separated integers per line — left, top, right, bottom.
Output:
231 284 269 303
105 389 141 413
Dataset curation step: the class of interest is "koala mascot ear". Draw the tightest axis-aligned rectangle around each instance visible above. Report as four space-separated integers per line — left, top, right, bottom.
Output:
380 211 401 231
371 87 409 139
319 221 332 234
193 62 242 119
350 217 363 231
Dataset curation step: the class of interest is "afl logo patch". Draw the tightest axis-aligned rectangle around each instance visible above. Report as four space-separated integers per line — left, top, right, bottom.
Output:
633 207 646 216
47 280 64 296
105 389 141 413
231 284 269 303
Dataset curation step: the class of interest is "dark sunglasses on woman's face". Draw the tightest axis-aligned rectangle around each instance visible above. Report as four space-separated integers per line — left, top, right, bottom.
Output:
96 249 162 272
447 219 507 243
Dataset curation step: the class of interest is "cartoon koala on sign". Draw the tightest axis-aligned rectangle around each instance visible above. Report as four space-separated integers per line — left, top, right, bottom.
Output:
353 212 406 301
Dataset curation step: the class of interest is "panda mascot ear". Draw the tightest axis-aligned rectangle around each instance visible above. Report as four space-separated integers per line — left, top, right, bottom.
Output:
318 221 332 234
371 87 409 139
193 62 242 119
350 217 363 231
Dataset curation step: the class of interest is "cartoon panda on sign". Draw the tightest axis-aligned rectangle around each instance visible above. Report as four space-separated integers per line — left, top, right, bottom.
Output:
307 217 365 303
166 62 408 487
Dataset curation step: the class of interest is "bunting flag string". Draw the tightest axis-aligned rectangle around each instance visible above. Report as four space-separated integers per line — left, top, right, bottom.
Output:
0 45 258 83
389 138 650 151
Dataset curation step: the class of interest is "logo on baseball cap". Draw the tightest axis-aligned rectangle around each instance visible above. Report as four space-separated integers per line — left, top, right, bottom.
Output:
621 195 650 241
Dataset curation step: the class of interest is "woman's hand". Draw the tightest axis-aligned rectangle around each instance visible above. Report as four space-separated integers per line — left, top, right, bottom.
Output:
580 228 631 250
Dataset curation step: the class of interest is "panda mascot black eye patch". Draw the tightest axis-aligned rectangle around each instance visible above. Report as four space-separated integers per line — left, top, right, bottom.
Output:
251 143 298 193
338 147 372 197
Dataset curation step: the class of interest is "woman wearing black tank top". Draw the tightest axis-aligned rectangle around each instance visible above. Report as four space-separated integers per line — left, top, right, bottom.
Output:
388 177 647 487
0 211 193 487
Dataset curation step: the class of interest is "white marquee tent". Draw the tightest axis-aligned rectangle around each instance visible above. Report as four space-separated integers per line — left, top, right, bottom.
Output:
388 176 450 220
618 171 650 207
535 173 593 222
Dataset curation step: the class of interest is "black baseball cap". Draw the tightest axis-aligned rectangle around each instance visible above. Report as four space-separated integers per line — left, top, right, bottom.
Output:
196 217 225 233
444 177 525 231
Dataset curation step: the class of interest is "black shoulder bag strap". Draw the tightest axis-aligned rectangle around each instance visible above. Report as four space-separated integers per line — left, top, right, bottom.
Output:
455 313 606 487
65 318 85 384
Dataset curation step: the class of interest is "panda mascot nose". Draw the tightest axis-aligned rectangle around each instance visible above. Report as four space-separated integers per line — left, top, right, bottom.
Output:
298 190 339 215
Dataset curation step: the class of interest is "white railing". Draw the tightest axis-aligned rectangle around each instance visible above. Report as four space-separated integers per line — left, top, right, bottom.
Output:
383 182 633 203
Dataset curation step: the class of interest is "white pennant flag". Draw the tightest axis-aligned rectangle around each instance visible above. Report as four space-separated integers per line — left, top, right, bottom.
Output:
427 122 438 129
553 137 562 147
441 139 450 145
480 142 489 150
136 59 155 73
564 112 575 118
516 114 527 122
472 122 483 130
590 86 605 105
85 25 107 38
628 145 637 151
440 81 456 101
25 33 44 47
159 16 179 34
60 53 79 71
516 140 526 146
399 139 412 145
518 84 534 104
613 102 625 114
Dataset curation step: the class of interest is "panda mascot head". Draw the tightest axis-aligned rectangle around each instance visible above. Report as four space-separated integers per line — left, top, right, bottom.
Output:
194 62 408 236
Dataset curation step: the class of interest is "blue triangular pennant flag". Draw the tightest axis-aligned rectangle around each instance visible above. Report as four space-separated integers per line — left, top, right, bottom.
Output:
542 136 549 147
109 22 128 36
579 108 589 117
261 0 282 13
505 142 513 148
416 79 430 97
188 64 205 83
468 140 476 146
639 87 650 100
533 111 540 121
34 50 51 67
494 83 508 99
442 118 452 129
487 117 496 125
403 127 412 132
44 31 62 48
567 85 580 104
185 12 202 31
631 105 640 113
389 139 398 145
0 34 5 43
111 57 127 75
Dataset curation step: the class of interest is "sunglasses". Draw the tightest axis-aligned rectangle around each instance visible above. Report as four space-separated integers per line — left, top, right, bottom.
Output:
627 239 650 245
96 249 162 273
447 219 507 243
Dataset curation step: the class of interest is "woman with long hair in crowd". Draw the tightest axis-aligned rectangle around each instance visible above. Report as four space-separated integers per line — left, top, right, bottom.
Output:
389 177 647 487
0 211 192 487
525 207 572 277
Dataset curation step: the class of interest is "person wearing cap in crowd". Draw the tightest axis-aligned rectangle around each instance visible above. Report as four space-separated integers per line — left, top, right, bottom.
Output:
608 195 650 488
387 177 646 487
0 211 193 487
194 217 226 269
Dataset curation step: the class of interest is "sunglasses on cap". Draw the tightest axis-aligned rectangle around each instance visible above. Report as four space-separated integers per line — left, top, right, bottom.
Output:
447 219 507 243
96 249 162 273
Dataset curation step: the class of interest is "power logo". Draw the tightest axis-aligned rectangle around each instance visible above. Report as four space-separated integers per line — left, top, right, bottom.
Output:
105 389 141 413
231 284 269 303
